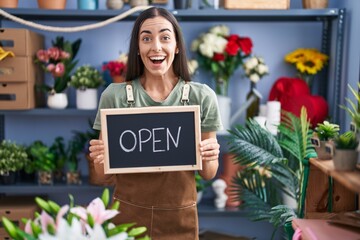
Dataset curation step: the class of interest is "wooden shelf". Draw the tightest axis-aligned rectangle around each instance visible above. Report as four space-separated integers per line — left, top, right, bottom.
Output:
309 158 360 194
292 218 360 240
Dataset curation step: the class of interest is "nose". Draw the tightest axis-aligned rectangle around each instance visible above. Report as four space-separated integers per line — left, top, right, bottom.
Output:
152 39 162 52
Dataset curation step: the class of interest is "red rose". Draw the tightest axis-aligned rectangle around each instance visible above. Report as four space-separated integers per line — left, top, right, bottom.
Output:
225 40 240 56
238 37 253 55
212 53 225 61
227 34 240 42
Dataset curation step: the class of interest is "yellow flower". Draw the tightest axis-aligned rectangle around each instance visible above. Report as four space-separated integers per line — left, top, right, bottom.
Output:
285 48 328 75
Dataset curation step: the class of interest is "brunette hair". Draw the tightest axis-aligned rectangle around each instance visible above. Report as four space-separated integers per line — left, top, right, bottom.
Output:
126 7 190 82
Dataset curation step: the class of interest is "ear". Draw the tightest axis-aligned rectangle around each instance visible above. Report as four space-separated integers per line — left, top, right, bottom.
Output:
175 48 179 54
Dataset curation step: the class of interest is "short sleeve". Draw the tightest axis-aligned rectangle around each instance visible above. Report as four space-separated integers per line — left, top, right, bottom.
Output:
199 85 223 132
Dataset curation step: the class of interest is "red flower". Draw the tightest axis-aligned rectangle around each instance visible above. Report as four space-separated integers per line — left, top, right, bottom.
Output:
212 53 225 61
225 40 240 56
102 61 127 77
238 37 253 55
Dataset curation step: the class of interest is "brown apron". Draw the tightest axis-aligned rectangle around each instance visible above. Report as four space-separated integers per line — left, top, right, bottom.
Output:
111 82 199 240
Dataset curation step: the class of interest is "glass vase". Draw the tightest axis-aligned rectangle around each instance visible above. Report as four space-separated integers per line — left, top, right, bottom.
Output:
246 82 260 120
215 77 229 96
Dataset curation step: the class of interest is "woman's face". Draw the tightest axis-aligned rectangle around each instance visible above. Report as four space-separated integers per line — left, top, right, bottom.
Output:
138 16 178 77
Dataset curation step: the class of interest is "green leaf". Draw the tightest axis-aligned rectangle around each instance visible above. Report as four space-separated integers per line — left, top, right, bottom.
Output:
35 197 51 213
128 227 147 237
101 188 110 207
2 217 20 240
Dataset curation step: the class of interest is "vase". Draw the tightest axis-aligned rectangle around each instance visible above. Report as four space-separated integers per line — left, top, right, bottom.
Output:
37 0 67 9
302 0 328 9
314 140 332 160
0 0 18 8
215 77 229 96
332 149 358 171
78 0 98 10
47 93 68 109
37 171 53 185
199 0 219 9
106 0 124 9
76 88 98 110
129 0 148 7
112 75 126 83
219 153 243 208
216 95 231 133
246 82 260 120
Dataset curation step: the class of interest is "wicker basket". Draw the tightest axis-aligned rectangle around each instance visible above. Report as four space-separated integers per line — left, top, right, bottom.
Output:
224 0 290 9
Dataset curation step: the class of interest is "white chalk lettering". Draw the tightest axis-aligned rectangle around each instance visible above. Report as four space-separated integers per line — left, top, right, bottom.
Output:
118 126 182 153
138 128 152 152
167 126 181 150
119 130 137 152
152 127 165 152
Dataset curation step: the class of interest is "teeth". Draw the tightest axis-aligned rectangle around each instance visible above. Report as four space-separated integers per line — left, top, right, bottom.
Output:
150 56 165 61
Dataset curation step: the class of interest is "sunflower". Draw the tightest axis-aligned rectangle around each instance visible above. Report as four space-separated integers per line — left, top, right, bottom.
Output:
285 48 328 75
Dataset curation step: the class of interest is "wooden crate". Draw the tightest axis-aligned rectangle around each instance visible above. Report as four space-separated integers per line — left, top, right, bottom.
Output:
224 0 290 9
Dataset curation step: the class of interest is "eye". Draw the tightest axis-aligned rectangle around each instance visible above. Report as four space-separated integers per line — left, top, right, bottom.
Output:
142 36 151 42
162 35 171 41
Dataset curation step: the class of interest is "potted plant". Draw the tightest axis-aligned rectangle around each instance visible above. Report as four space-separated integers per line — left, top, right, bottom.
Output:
65 136 84 185
227 107 316 239
35 36 82 109
69 64 105 110
312 120 340 160
26 140 56 185
102 52 127 84
0 140 29 184
195 172 212 204
327 131 359 171
49 137 68 183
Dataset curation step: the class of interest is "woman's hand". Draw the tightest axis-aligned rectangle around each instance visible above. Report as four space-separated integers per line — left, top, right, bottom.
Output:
199 137 220 162
89 139 105 164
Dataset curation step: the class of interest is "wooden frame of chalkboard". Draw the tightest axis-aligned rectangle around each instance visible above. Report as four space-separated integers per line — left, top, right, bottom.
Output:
101 105 201 174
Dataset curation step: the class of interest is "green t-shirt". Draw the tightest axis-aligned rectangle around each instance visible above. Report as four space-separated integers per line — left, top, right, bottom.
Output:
93 79 223 132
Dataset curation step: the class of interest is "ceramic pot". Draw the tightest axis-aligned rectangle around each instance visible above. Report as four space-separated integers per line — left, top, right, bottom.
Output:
129 0 148 7
37 171 53 185
314 140 332 160
216 95 231 134
0 0 18 8
38 0 67 9
66 171 82 185
76 88 98 110
302 0 328 9
112 75 126 83
332 149 358 171
78 0 98 10
47 93 68 109
106 0 124 9
197 191 203 204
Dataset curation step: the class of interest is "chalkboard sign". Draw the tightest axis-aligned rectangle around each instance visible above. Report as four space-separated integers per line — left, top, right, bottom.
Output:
100 106 201 174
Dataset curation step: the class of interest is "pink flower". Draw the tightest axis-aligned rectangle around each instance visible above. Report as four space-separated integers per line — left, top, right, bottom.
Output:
47 47 61 61
36 49 49 62
60 50 70 59
71 197 119 225
53 62 65 77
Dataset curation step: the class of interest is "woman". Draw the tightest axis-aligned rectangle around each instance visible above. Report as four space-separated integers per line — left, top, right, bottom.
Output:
89 7 222 240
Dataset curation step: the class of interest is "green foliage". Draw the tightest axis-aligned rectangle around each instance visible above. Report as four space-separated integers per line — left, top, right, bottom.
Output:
26 141 56 173
314 120 340 141
340 82 360 129
0 140 29 174
69 64 105 89
227 107 315 235
195 172 212 192
334 131 359 150
49 137 67 172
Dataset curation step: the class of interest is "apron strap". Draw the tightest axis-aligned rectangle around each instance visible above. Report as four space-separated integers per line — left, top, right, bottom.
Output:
181 81 190 105
126 81 135 107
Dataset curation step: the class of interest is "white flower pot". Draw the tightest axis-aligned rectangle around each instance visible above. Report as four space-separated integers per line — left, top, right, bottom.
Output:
216 95 231 133
47 93 68 109
76 88 98 110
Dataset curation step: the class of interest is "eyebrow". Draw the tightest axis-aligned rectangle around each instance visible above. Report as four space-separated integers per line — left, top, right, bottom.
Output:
140 28 172 35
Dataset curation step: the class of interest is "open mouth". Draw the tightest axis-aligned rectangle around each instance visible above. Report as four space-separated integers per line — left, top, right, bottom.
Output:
150 56 165 64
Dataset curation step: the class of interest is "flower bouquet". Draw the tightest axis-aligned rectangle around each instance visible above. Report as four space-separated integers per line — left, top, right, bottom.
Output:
35 36 82 94
2 188 150 240
284 48 328 89
191 25 252 96
243 56 269 84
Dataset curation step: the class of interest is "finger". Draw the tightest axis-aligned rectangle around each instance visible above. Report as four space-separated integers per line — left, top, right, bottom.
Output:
202 155 219 161
94 154 104 164
200 138 217 146
200 143 220 152
201 149 220 157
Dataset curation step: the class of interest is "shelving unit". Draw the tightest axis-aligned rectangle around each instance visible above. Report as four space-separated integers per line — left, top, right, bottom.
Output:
292 158 360 239
0 8 346 238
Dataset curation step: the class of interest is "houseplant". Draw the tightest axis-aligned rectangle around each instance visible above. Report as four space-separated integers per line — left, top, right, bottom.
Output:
49 137 68 183
26 140 57 185
35 36 82 109
102 52 127 84
0 140 29 184
312 120 340 160
227 107 315 239
69 64 105 109
340 82 360 130
2 188 150 240
328 131 359 171
284 48 328 91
